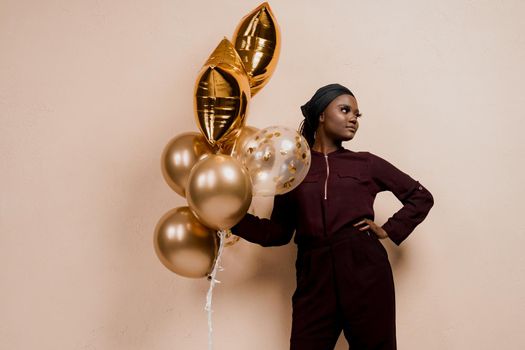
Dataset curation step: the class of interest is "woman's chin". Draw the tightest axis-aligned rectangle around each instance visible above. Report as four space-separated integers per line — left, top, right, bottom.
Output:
341 132 356 141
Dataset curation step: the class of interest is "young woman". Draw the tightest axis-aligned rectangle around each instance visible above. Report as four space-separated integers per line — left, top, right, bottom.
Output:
231 83 434 350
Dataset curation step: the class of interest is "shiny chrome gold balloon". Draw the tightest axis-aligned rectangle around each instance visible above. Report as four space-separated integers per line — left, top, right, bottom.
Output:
194 38 251 148
233 2 281 96
186 154 252 230
154 207 218 278
240 126 311 196
161 132 213 197
221 125 259 156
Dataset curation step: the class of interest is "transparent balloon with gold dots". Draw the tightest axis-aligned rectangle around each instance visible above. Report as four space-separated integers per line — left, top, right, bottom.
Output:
239 126 311 196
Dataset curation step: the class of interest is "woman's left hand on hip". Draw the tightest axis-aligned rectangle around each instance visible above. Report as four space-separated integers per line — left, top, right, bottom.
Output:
354 218 389 239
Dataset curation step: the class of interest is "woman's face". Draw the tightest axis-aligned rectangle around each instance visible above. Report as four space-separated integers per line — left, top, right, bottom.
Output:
318 94 361 142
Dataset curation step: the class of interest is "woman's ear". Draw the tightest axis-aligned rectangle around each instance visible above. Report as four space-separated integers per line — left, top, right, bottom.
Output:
319 113 325 123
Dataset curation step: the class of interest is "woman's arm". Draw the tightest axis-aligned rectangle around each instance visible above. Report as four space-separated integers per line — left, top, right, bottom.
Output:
230 193 296 247
368 152 434 246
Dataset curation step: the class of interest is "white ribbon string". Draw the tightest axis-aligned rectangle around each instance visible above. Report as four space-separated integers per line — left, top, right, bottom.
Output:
205 229 227 350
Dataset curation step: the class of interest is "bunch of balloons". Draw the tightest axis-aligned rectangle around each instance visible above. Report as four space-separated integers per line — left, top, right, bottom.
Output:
154 2 311 279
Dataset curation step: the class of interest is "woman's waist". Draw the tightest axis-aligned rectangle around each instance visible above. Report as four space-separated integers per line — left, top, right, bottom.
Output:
294 219 371 251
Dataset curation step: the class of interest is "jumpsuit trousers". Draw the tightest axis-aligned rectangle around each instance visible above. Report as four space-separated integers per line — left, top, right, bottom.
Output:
290 226 396 350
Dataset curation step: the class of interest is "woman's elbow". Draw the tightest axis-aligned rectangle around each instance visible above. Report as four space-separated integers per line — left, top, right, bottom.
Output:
260 229 294 247
422 189 434 214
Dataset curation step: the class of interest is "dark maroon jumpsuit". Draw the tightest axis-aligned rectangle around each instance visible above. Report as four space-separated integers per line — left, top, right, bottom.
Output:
231 147 434 350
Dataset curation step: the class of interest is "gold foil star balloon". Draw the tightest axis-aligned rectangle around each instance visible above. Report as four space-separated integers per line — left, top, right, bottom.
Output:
194 38 251 148
233 2 281 96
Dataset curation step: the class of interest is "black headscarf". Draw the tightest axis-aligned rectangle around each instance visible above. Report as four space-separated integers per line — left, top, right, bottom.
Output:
300 83 354 128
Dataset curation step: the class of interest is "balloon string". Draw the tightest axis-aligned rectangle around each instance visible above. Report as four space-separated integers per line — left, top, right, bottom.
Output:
205 229 227 350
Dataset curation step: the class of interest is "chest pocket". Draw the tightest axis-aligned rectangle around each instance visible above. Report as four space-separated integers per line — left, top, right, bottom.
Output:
335 169 371 192
336 169 366 182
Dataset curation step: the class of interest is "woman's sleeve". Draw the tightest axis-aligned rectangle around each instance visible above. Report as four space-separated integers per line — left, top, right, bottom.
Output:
230 192 296 247
368 152 434 246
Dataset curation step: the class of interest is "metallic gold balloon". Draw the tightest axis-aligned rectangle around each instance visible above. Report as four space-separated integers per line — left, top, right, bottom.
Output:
194 38 251 148
221 125 259 156
161 132 213 197
233 2 281 96
154 207 218 278
240 126 311 196
186 154 252 230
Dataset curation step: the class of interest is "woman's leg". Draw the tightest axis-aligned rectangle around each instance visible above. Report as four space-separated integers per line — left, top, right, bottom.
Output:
334 232 397 350
290 247 342 350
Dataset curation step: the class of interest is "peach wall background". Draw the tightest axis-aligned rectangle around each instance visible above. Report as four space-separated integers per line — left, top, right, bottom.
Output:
1 0 524 349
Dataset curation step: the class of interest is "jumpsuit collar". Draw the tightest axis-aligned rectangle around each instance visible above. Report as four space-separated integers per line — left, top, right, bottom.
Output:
310 146 348 156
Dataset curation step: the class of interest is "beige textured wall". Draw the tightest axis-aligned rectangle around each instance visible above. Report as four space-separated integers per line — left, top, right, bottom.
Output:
2 0 524 349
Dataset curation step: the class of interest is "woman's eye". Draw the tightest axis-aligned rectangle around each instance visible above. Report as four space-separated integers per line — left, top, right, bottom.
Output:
341 107 349 113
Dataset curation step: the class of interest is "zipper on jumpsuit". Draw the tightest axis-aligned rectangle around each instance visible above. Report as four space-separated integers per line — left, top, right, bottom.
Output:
324 155 329 200
321 154 329 238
